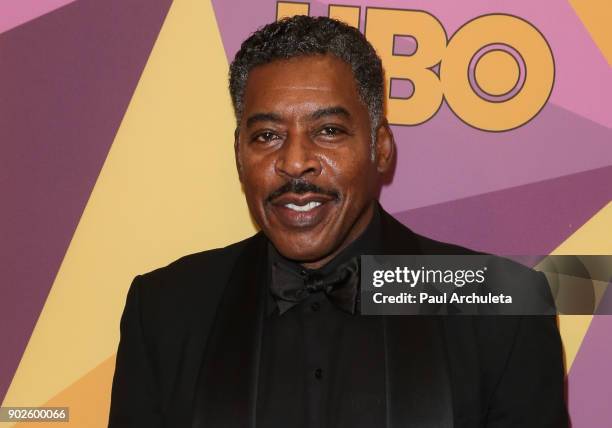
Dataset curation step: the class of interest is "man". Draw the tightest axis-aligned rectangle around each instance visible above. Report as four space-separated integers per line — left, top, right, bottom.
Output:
108 16 567 428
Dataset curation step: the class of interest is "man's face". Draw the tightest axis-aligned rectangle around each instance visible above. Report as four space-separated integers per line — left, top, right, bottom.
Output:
235 54 393 267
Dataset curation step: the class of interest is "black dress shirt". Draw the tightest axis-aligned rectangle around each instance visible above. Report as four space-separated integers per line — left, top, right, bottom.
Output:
256 204 388 428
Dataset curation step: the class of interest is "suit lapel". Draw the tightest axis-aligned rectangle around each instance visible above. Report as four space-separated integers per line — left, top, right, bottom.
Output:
191 233 267 428
379 208 454 428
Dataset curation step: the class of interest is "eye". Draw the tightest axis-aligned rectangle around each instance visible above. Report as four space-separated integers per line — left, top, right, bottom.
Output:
318 126 344 137
252 131 280 143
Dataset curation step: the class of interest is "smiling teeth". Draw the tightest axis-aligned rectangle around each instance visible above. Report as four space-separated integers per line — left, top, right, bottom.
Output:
285 201 322 212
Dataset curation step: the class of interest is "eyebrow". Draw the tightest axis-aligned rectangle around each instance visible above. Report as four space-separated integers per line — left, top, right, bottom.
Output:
245 106 352 128
309 106 351 121
246 112 283 128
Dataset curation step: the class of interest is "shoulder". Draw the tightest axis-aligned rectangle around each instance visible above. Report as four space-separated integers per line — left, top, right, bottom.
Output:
130 233 263 318
140 234 255 284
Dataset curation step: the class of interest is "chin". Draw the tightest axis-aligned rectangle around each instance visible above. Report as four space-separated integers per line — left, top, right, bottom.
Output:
271 234 333 262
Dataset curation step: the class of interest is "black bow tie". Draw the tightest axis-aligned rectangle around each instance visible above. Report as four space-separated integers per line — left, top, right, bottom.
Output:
270 257 361 315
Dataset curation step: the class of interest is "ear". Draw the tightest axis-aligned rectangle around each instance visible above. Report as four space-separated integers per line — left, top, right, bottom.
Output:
374 119 395 174
234 127 244 183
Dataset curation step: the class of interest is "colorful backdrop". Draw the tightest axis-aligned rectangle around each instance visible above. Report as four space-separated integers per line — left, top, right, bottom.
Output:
1 0 611 426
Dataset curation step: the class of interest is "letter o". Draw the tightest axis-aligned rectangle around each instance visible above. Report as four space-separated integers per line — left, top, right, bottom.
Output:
440 14 554 131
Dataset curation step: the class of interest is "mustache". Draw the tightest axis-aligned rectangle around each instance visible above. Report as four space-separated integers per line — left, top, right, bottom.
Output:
266 179 340 202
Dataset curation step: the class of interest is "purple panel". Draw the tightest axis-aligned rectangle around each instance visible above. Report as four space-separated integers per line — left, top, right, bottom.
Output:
568 312 612 426
381 104 612 214
390 166 612 255
0 0 172 402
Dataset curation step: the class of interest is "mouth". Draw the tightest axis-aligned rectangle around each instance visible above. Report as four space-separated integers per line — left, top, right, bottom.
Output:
284 201 323 212
269 192 337 229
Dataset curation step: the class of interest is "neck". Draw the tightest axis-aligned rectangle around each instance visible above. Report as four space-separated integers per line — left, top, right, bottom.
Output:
299 201 376 270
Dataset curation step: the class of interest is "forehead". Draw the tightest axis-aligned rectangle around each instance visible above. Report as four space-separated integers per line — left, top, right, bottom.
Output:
242 55 365 117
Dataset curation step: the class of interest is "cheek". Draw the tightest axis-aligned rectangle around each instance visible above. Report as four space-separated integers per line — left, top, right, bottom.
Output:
241 154 276 191
321 149 372 191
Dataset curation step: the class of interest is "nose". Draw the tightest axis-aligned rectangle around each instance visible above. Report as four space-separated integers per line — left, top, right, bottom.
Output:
275 133 322 179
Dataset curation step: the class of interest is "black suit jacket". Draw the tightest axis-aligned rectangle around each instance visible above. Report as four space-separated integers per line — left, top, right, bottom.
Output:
108 208 568 428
